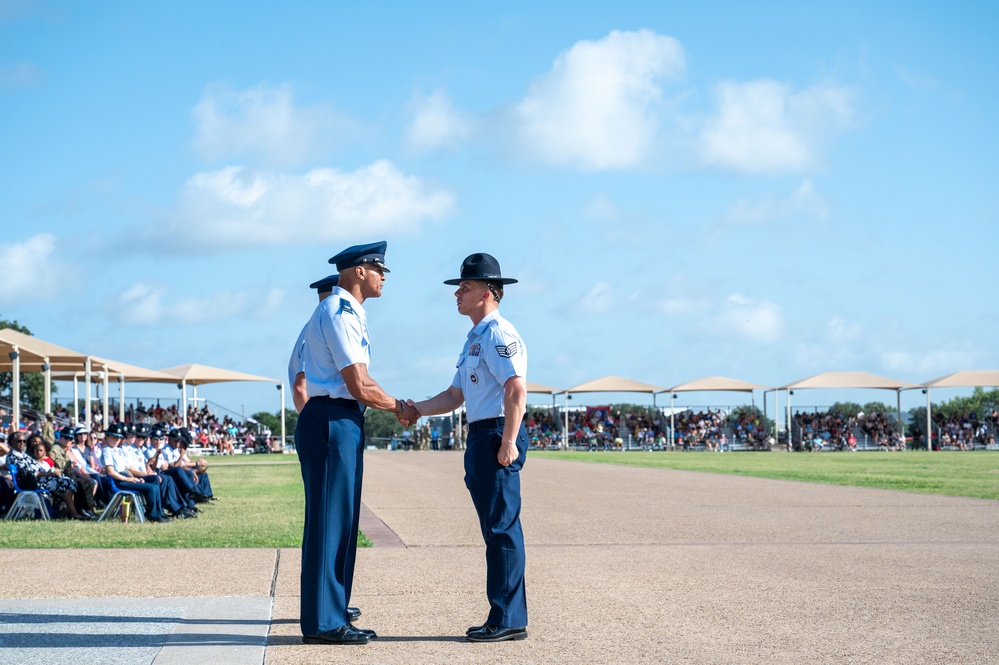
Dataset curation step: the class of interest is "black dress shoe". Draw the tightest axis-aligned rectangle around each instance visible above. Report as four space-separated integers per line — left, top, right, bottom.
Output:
302 625 370 645
350 623 378 639
466 625 528 642
348 606 362 621
466 622 487 635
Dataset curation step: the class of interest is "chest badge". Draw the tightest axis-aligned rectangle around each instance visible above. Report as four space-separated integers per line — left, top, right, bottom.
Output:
470 373 478 384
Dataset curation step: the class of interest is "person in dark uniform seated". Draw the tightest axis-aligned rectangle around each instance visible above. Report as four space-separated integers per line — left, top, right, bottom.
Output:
162 428 214 502
100 423 171 523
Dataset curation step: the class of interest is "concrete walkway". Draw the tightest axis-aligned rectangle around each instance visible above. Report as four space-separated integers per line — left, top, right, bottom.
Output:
2 452 998 664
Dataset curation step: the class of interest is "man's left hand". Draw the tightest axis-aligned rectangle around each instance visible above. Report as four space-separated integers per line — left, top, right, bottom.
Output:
497 440 517 467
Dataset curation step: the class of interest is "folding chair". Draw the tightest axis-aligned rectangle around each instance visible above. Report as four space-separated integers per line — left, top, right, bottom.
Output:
3 464 55 521
97 475 147 523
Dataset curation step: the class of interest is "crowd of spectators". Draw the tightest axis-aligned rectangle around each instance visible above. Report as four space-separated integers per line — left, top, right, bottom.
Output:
0 417 216 522
933 409 997 450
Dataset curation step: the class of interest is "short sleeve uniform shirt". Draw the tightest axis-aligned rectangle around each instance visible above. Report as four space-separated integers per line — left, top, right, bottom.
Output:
301 287 370 400
452 309 527 422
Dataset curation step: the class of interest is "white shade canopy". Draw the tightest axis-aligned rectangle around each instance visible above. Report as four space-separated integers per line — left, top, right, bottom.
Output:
780 371 918 391
562 376 668 394
668 376 771 393
158 363 278 385
921 370 999 389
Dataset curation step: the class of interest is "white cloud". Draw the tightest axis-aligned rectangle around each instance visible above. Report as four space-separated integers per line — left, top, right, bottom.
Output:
569 282 615 316
582 193 621 221
192 82 341 165
700 80 854 173
0 233 64 303
117 282 277 326
701 293 783 343
726 178 829 225
882 349 978 377
405 89 475 152
512 29 685 170
157 159 454 251
0 61 41 88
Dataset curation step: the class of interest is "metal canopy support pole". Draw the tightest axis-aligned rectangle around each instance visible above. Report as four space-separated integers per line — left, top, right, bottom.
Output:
926 388 932 451
43 359 51 415
896 389 903 443
563 392 570 449
670 393 676 447
102 370 109 428
9 347 19 430
84 357 92 430
786 389 792 450
279 383 286 449
119 375 126 422
73 376 79 423
181 380 188 427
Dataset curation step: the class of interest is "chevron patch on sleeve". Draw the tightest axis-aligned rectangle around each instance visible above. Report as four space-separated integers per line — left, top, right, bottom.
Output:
495 341 519 358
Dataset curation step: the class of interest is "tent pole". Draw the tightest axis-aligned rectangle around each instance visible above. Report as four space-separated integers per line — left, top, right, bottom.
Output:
926 388 932 452
896 389 903 446
84 357 92 430
182 379 188 427
786 389 792 450
670 393 675 447
119 375 126 422
564 393 569 449
102 370 109 429
279 383 286 450
43 359 51 415
73 376 79 423
10 346 19 431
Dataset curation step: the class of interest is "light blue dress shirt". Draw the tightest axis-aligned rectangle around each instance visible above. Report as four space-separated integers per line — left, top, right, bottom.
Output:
452 309 527 422
302 287 370 400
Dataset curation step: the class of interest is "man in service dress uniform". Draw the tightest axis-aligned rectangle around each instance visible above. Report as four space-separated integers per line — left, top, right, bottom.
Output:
295 241 418 645
405 253 530 643
289 274 338 413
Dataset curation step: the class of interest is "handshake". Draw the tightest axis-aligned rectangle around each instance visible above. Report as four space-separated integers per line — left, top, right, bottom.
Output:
395 399 421 427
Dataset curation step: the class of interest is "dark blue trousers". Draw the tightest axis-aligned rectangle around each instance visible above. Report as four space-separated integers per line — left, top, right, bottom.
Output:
145 474 185 513
296 399 364 635
117 478 164 519
464 422 529 628
163 467 197 509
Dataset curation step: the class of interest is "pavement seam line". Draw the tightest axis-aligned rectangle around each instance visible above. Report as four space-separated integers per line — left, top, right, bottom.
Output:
269 548 280 598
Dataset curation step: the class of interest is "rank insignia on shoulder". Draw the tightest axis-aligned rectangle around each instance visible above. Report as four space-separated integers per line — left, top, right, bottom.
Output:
338 300 354 315
495 341 518 358
468 343 481 357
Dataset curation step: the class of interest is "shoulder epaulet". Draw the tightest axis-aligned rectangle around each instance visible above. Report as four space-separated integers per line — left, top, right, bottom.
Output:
337 299 355 316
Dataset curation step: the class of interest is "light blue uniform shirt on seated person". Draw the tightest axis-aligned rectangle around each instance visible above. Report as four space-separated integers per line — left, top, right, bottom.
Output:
102 446 132 476
302 287 370 399
452 309 527 423
160 445 180 466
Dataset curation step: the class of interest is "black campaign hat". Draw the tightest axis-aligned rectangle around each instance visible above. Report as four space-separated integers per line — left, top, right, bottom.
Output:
308 274 339 292
104 423 125 438
443 253 518 285
328 241 390 272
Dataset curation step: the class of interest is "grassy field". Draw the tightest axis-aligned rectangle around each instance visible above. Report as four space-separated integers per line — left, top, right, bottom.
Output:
0 455 372 549
531 450 999 500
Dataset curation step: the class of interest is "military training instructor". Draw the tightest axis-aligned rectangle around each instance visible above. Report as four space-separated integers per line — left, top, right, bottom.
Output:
405 252 530 643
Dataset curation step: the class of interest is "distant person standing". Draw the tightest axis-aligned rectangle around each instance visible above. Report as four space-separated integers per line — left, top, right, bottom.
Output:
289 274 339 413
405 253 529 642
295 241 417 645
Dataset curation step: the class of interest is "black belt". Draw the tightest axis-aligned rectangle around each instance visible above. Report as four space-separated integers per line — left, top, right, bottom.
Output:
310 395 363 411
468 417 504 433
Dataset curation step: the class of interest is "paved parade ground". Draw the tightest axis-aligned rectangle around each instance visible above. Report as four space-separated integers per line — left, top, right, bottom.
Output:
2 451 998 664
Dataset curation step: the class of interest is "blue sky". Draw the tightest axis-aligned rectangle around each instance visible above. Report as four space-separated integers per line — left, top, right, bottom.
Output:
2 1 996 420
